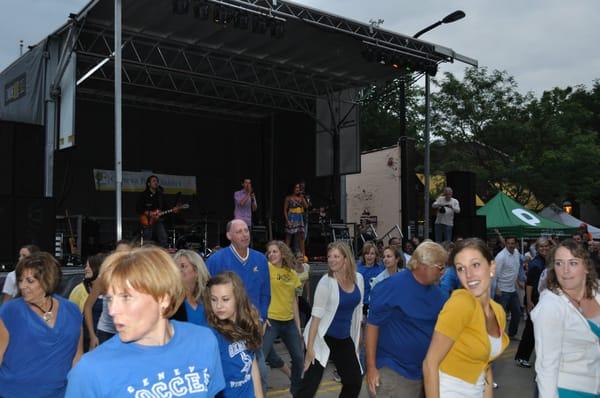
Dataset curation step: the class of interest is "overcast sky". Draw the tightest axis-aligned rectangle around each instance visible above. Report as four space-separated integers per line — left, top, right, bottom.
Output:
1 0 598 96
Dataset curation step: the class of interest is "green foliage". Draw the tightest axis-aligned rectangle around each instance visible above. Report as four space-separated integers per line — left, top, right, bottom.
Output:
359 67 600 208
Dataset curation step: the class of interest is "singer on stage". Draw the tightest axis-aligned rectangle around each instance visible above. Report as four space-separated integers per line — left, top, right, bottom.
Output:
136 175 168 247
234 178 257 228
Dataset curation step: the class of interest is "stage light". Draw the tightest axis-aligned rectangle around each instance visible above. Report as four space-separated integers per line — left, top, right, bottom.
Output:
213 6 233 25
234 11 250 29
173 0 190 15
252 16 268 34
270 20 285 39
193 1 209 20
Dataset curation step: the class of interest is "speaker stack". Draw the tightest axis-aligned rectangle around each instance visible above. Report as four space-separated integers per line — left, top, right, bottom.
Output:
445 171 487 240
0 121 55 264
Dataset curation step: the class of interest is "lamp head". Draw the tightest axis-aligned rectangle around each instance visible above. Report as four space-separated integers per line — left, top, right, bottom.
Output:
442 10 466 24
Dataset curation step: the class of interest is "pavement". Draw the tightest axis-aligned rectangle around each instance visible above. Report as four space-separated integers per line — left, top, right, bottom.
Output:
265 320 536 397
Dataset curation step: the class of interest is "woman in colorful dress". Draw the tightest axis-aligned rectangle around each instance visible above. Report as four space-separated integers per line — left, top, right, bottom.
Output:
284 182 309 256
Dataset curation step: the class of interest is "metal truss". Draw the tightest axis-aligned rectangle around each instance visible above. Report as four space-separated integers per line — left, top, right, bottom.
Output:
217 0 448 63
75 24 363 115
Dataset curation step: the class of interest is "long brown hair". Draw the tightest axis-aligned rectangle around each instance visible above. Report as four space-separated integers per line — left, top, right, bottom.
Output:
203 272 262 350
326 241 357 284
266 240 295 270
546 239 598 298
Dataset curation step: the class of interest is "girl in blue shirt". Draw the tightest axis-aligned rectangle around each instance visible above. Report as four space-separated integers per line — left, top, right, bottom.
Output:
205 272 264 398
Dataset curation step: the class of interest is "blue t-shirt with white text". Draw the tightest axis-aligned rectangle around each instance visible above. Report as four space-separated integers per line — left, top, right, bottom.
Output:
210 328 256 398
65 321 225 397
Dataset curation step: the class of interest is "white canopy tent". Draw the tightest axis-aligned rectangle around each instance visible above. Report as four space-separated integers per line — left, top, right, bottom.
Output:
539 204 600 239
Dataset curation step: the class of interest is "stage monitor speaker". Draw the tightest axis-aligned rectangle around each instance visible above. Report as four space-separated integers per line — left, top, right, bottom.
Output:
446 170 476 217
453 215 487 241
14 196 56 254
0 197 15 263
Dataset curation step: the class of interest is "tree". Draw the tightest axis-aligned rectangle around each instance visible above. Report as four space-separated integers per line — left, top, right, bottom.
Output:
430 67 600 208
359 76 424 150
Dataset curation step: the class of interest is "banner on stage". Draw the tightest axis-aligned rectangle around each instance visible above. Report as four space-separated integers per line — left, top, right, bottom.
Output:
93 169 197 194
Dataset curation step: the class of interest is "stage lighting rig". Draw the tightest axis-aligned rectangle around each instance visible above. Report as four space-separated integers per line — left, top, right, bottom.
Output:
173 0 191 15
193 0 210 19
234 11 250 29
270 19 285 39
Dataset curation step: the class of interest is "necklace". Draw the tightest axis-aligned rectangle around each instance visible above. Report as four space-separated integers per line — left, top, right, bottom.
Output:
563 291 584 314
29 296 54 323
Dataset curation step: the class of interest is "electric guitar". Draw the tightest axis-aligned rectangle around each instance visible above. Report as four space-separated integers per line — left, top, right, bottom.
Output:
65 209 80 256
139 204 189 227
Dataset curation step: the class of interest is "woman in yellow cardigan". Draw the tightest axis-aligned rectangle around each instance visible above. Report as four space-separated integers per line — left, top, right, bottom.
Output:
423 238 509 398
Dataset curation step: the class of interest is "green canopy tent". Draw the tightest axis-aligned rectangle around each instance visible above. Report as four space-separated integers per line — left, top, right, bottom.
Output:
477 192 578 238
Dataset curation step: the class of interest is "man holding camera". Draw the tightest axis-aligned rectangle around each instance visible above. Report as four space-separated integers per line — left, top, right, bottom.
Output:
432 186 460 243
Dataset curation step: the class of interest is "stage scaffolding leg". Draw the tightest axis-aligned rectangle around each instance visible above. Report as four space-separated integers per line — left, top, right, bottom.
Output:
114 0 123 241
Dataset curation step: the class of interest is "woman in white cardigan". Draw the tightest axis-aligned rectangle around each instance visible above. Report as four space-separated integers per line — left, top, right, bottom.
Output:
294 241 364 398
531 239 600 398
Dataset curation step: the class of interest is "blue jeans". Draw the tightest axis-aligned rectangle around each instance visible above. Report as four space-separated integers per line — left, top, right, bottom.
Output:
496 291 522 337
262 319 304 395
434 223 453 243
255 347 268 395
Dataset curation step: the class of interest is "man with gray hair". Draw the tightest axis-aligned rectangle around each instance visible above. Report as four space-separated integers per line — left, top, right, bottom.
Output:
206 219 270 393
432 187 460 243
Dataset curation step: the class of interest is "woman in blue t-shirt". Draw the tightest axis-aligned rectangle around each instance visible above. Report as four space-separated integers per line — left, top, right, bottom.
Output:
65 246 225 398
356 241 383 314
0 252 83 398
171 249 210 325
295 241 364 398
204 271 264 398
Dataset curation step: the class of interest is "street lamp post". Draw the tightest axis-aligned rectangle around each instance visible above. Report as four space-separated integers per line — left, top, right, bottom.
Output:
413 10 465 240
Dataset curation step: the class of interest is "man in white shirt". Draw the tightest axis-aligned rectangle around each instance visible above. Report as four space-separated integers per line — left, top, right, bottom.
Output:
494 237 523 339
432 187 460 243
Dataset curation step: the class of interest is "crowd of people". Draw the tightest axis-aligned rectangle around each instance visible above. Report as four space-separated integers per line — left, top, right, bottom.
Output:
0 217 599 398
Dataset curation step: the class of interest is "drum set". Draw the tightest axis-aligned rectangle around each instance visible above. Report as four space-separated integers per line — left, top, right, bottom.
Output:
167 220 213 258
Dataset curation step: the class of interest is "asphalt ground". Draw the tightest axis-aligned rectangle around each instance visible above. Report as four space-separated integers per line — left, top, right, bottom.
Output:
265 320 536 398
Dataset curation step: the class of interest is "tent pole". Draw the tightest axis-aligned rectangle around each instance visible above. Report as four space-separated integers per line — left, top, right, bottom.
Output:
114 0 123 241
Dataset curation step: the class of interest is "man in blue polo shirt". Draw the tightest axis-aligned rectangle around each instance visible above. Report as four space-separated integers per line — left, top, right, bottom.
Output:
365 241 448 398
206 219 270 392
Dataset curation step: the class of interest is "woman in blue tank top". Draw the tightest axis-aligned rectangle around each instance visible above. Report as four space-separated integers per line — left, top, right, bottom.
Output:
295 241 364 398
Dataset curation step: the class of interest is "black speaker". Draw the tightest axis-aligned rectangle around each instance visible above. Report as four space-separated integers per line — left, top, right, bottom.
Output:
446 171 476 217
0 123 15 196
0 121 44 197
453 215 487 240
400 137 417 238
0 197 15 263
14 196 56 254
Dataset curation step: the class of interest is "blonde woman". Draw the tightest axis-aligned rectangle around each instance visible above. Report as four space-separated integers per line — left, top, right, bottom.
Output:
295 241 364 398
263 241 304 396
171 249 210 325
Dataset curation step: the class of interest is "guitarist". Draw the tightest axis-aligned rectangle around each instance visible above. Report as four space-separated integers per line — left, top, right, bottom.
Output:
136 175 168 247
